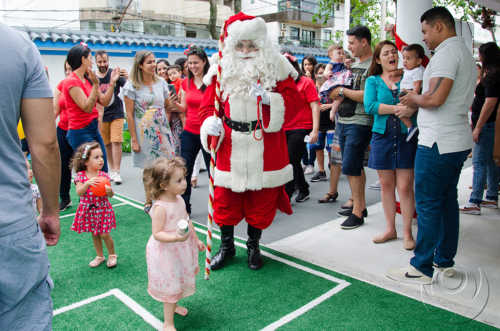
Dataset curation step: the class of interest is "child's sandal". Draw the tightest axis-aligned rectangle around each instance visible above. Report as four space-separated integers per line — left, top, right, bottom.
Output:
89 256 105 268
107 254 118 268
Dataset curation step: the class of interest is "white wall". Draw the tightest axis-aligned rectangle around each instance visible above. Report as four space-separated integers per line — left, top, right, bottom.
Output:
43 53 135 91
241 0 277 16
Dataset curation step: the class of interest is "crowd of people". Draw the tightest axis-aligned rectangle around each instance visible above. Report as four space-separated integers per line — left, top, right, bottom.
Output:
2 6 500 331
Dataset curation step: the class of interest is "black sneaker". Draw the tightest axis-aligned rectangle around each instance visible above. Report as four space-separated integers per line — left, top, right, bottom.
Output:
295 191 310 202
59 199 72 211
340 213 364 229
310 171 327 182
337 208 367 217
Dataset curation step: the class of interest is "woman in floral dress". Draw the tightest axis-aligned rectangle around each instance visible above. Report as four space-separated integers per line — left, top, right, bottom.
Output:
124 51 177 211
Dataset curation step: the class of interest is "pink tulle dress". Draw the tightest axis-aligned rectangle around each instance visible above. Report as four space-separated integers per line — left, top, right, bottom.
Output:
71 171 116 235
146 196 199 303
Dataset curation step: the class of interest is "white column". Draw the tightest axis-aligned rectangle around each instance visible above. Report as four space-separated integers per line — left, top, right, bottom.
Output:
343 0 350 48
380 0 387 41
396 0 433 45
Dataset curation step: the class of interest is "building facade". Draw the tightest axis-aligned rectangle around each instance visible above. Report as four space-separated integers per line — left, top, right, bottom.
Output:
79 0 233 39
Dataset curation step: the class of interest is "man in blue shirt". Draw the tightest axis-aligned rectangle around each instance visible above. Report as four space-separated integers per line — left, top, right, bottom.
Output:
0 24 61 330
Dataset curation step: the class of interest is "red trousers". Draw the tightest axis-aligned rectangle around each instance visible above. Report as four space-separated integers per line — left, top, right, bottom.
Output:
213 186 292 230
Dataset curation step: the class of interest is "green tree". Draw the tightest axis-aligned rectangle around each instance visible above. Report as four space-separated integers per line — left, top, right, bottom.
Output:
434 0 497 42
315 0 497 45
208 0 218 39
315 0 384 46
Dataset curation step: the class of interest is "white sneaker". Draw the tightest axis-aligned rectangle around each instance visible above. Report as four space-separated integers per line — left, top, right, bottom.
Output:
304 165 314 175
433 263 456 277
386 265 432 285
113 172 122 185
109 171 116 182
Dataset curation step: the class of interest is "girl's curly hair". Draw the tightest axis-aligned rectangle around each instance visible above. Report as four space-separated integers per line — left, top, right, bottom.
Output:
71 142 101 172
143 157 187 200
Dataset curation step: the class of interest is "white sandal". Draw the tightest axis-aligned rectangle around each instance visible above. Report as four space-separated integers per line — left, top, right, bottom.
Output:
107 254 118 268
89 256 105 268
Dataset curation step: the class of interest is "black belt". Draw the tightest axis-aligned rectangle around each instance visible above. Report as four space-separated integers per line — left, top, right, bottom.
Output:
223 116 261 133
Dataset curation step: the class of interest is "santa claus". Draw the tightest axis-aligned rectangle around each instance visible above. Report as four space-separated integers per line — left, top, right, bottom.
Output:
199 12 299 270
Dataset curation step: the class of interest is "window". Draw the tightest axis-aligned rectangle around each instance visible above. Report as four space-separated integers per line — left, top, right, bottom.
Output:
324 30 332 41
301 29 315 45
290 27 300 40
88 21 96 31
186 30 197 38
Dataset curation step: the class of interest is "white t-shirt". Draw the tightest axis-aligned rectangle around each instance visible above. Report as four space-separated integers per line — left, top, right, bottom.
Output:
400 66 424 90
417 36 476 154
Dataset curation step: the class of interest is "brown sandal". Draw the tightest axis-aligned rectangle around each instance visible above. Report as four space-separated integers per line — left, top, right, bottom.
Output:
318 192 339 203
341 198 353 209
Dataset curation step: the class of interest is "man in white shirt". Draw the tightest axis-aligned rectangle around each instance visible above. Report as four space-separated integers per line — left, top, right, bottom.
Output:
387 7 476 284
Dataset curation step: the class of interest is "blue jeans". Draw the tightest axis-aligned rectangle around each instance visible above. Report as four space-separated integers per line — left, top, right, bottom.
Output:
410 144 470 277
180 130 210 214
470 122 499 204
66 119 108 173
0 223 53 330
57 127 73 201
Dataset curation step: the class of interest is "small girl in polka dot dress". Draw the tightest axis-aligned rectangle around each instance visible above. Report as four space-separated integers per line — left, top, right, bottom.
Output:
71 142 117 268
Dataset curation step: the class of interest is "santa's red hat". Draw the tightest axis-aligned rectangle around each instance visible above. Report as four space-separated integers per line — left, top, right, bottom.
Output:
221 12 267 44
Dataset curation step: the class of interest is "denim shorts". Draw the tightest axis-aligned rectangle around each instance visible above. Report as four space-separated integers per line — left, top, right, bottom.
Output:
336 122 372 176
0 223 53 330
368 115 417 170
308 130 333 152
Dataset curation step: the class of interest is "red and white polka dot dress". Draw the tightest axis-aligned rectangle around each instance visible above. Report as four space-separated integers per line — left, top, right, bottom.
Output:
71 171 116 235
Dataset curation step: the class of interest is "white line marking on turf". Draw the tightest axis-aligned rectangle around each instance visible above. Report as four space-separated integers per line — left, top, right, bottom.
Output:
261 283 350 331
53 291 113 315
54 289 163 330
193 228 351 330
112 194 351 330
59 202 127 219
110 289 163 330
113 196 145 210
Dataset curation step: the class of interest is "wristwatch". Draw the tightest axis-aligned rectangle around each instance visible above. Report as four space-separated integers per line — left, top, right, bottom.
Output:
338 87 344 98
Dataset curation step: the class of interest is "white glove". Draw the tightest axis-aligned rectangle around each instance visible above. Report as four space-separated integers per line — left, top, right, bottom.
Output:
250 83 270 105
204 116 223 136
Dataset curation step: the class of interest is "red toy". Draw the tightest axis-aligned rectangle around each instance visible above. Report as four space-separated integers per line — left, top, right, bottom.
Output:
90 177 111 197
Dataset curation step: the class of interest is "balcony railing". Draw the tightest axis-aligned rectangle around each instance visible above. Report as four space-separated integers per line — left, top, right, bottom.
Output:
278 0 319 14
279 36 331 48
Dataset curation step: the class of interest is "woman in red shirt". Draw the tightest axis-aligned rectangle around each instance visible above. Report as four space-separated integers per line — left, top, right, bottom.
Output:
283 53 320 203
63 43 119 173
173 45 211 214
54 60 74 211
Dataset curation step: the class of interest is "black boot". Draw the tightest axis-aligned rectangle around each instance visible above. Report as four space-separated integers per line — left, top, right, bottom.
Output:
247 225 263 270
210 225 235 270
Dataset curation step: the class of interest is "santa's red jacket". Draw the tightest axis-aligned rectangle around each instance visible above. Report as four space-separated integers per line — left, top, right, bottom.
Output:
199 59 300 194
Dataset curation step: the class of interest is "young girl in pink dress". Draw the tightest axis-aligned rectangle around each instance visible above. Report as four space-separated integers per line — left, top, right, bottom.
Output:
71 142 117 268
144 157 205 331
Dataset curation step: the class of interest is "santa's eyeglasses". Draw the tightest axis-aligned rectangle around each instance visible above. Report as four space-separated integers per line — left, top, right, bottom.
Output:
235 40 258 52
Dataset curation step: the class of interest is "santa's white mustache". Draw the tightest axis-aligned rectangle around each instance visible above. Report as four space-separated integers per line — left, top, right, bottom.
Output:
234 51 258 59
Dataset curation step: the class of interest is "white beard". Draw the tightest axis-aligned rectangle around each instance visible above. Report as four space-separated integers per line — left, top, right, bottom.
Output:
219 46 281 100
220 56 263 99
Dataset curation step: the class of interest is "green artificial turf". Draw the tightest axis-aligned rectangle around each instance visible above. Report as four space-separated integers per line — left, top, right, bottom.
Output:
48 193 496 331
